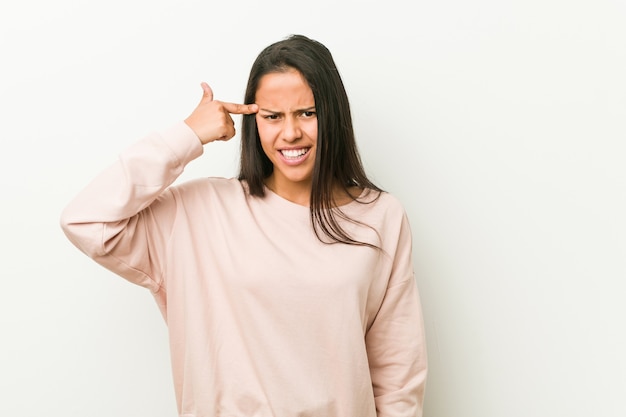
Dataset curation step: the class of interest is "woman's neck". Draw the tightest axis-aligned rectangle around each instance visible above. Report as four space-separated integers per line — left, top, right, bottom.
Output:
264 175 311 207
264 175 364 208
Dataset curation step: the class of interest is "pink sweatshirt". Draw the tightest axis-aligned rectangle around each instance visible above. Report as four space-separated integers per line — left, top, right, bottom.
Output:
60 122 427 417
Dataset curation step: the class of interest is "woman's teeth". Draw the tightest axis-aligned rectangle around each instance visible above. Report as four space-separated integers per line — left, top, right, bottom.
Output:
281 148 308 159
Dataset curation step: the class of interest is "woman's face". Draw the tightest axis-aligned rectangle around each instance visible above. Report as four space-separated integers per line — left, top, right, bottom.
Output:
255 68 317 192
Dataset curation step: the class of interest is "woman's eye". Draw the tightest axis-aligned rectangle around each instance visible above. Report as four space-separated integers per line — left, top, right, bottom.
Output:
302 111 316 118
264 114 279 120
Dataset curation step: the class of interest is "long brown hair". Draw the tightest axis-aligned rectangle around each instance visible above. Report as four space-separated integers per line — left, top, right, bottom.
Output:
238 34 382 246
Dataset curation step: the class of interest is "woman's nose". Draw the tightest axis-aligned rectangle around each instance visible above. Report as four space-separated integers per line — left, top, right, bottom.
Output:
281 117 301 142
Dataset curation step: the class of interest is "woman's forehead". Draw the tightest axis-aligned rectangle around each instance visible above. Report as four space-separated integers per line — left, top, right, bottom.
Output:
255 70 315 109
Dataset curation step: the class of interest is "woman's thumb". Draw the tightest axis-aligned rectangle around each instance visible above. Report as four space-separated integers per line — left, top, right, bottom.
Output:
200 82 213 102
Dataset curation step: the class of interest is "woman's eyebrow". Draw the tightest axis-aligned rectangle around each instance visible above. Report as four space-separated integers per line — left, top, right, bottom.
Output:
259 106 316 114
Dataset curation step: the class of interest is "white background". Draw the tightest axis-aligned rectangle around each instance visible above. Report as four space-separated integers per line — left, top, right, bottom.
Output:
1 1 624 416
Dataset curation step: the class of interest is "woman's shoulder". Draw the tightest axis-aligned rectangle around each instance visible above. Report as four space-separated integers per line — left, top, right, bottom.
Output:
341 188 407 226
356 188 405 211
170 177 247 199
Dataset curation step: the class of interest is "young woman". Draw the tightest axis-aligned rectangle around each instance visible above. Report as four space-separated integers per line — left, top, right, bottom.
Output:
61 34 427 417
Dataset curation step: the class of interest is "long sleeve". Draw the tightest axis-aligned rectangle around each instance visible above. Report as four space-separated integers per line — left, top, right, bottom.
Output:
365 213 428 417
60 122 203 309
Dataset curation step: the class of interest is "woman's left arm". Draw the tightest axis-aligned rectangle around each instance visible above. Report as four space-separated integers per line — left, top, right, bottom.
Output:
365 213 428 417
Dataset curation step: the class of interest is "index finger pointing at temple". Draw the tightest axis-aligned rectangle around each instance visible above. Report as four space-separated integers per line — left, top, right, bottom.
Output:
222 101 259 115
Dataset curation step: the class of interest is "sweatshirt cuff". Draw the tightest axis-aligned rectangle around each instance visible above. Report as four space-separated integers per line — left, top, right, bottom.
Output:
159 121 204 166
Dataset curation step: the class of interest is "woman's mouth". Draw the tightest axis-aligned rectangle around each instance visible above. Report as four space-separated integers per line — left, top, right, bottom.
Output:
280 148 309 159
279 147 311 163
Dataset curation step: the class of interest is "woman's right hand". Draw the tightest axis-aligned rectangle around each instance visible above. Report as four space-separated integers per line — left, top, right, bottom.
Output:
184 82 258 145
